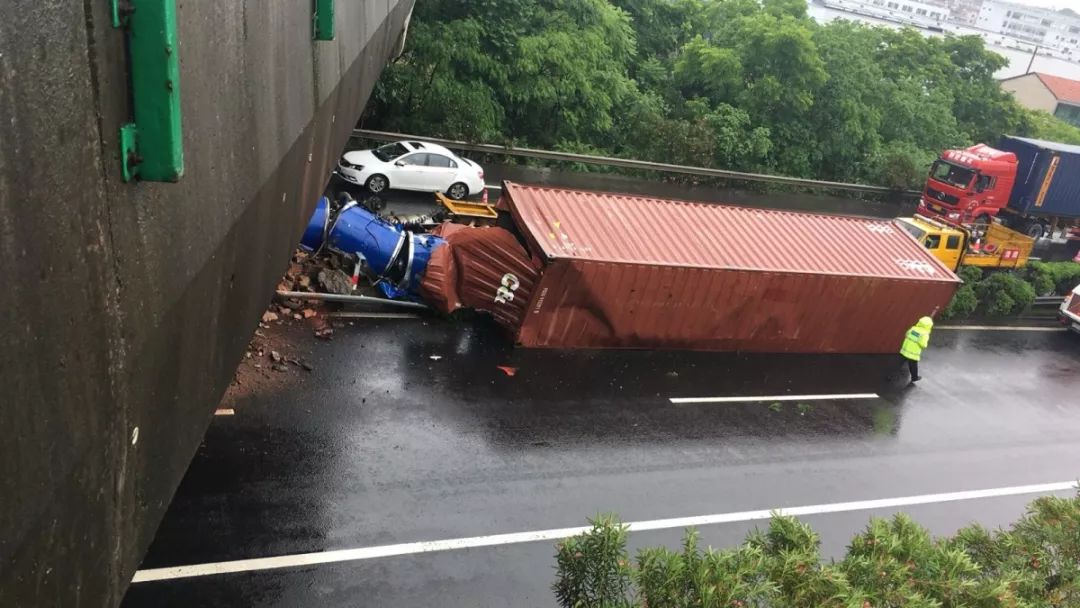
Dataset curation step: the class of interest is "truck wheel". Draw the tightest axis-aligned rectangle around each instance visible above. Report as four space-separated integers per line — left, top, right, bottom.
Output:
1025 222 1046 239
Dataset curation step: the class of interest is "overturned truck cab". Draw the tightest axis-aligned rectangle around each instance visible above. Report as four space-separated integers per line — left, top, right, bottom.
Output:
317 182 961 354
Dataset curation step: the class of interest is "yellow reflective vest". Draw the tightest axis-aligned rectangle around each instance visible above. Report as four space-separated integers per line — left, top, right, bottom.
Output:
899 325 931 361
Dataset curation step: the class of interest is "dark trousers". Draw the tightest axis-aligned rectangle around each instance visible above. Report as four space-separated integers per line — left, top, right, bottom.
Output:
900 355 918 379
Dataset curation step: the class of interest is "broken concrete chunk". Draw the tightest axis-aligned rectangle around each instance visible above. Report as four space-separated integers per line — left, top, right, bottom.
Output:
318 268 354 295
270 350 282 363
261 311 279 323
302 308 317 319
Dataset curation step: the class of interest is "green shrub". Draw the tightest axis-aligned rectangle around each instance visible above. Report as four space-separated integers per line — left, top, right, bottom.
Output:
956 265 983 284
974 272 1035 316
941 284 978 320
555 494 1080 607
1028 261 1080 296
553 514 632 608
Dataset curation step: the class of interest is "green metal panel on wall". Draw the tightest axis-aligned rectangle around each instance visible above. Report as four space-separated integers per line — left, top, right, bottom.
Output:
314 0 335 40
113 0 184 182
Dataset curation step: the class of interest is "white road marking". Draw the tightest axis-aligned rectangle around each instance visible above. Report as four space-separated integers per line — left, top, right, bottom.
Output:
936 325 1066 332
670 393 878 405
130 480 1077 583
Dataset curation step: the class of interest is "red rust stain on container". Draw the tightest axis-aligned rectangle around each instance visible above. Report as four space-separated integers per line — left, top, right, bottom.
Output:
502 182 960 354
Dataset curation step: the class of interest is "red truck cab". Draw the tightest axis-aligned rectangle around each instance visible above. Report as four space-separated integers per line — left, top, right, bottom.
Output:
918 144 1017 225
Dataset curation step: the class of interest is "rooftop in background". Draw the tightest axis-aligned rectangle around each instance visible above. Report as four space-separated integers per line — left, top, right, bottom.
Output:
1028 73 1080 104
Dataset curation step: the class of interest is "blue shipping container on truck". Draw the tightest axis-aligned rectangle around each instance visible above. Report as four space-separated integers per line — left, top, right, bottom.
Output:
999 136 1080 218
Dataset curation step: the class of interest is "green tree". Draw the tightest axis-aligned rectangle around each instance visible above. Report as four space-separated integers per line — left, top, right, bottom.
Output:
367 0 1070 190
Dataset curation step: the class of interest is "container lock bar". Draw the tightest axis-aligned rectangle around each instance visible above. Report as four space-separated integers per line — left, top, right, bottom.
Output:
111 0 184 182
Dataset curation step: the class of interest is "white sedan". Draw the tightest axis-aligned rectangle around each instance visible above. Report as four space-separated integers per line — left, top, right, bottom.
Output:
337 141 485 200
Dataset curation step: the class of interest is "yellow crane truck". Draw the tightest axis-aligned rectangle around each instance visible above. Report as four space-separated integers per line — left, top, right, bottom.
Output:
896 214 1034 271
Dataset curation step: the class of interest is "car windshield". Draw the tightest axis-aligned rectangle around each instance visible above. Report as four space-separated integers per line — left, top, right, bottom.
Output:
929 161 975 189
372 142 410 162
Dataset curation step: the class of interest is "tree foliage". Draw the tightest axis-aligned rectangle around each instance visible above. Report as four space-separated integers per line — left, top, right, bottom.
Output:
367 0 1080 187
555 493 1080 607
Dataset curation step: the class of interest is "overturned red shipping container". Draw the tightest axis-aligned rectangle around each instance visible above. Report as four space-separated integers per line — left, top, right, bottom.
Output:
422 182 960 353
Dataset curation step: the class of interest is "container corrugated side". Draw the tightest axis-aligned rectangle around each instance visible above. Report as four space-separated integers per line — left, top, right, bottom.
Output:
1001 136 1080 218
501 182 958 353
517 258 957 353
419 225 541 332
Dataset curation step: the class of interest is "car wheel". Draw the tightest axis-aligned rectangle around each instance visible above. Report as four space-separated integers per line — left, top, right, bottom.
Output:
366 174 389 194
447 182 468 200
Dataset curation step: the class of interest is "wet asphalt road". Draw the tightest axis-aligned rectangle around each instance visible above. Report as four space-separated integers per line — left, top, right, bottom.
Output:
122 318 1080 607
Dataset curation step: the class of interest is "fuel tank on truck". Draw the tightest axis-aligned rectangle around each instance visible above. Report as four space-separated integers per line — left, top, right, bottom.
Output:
464 182 962 353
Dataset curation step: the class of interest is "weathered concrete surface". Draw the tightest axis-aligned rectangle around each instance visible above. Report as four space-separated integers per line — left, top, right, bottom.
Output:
0 1 414 605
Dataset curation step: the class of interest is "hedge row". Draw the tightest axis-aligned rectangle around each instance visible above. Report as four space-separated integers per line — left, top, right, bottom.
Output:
554 493 1080 607
941 261 1080 320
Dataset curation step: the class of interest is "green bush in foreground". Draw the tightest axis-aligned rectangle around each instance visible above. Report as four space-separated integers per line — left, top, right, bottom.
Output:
941 284 978 320
1027 261 1080 297
555 493 1080 607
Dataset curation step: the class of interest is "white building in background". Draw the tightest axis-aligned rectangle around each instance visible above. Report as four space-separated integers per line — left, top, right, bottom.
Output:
947 0 984 26
822 0 951 28
975 1 1080 59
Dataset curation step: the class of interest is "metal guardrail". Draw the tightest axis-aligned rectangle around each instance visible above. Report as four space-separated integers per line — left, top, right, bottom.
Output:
353 129 921 197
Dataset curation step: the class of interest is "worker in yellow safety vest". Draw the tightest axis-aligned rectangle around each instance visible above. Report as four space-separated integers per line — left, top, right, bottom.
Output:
899 316 933 383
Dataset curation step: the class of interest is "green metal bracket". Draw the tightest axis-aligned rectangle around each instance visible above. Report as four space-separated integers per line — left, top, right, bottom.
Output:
314 0 335 41
112 0 184 182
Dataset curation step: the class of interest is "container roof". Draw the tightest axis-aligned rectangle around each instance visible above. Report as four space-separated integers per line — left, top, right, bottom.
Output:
1004 135 1080 155
504 183 958 282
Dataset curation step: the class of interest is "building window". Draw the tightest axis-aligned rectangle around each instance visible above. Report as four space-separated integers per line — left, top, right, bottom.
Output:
1042 19 1052 27
902 5 913 12
1056 103 1080 128
916 8 927 15
887 1 898 8
1070 26 1080 34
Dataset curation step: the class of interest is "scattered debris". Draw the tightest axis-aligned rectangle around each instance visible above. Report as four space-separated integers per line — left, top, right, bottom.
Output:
261 311 279 323
430 355 443 361
665 371 679 378
318 268 354 295
272 364 288 372
270 350 282 363
302 308 317 319
497 365 518 377
214 408 235 416
768 402 783 412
